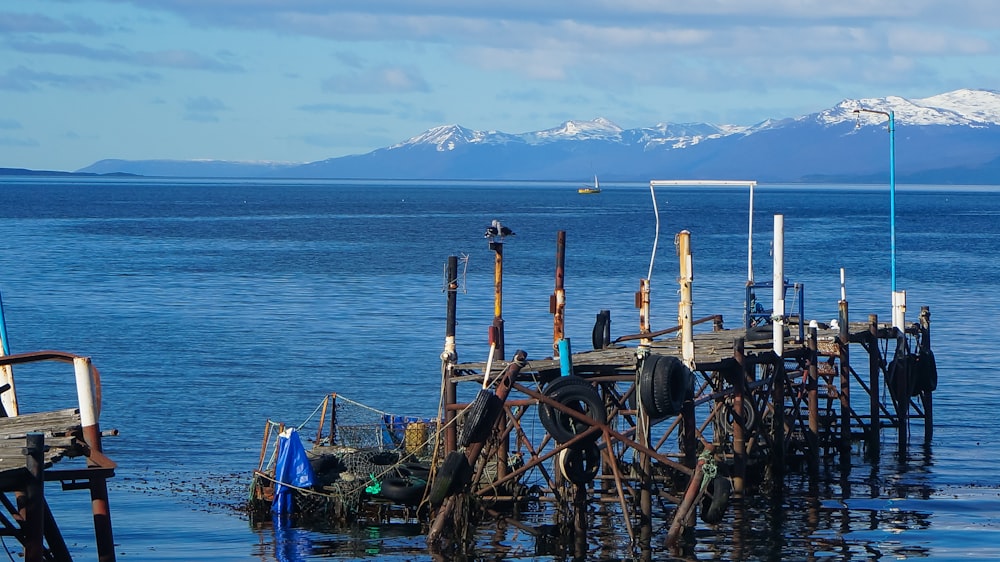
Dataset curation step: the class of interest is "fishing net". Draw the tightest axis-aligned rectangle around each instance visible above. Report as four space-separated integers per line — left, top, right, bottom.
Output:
252 394 441 521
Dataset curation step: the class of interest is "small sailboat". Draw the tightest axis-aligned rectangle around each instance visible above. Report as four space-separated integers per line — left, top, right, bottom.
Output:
578 175 601 194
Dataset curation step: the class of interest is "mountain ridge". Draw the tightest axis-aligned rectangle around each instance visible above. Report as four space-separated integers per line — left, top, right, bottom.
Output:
72 88 1000 183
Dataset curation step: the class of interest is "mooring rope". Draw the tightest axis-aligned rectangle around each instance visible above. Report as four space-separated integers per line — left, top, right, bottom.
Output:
699 449 717 491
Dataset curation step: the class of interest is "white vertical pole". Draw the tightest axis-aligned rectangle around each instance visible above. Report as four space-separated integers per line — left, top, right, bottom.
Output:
74 356 98 428
677 230 695 369
772 215 785 355
892 290 906 331
748 183 755 284
840 268 847 302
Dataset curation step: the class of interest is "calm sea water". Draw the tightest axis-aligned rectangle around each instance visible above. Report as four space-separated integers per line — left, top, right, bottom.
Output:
0 177 997 560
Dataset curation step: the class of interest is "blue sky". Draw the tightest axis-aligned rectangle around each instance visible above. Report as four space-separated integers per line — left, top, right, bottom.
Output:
2 0 998 171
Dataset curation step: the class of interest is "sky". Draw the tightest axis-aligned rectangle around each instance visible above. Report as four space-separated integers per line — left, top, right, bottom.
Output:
1 1 999 171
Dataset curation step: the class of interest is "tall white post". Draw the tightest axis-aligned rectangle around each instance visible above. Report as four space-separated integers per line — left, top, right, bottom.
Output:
772 215 785 355
74 356 98 429
892 290 906 332
677 230 695 369
748 183 755 284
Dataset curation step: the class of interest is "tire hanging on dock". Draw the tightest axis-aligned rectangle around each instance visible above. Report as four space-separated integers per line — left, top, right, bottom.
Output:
886 353 919 403
700 475 732 524
459 392 502 447
428 451 472 507
914 347 938 394
637 354 694 419
556 441 601 484
537 375 606 448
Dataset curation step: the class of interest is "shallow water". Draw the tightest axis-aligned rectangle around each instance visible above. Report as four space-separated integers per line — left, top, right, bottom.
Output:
0 178 997 560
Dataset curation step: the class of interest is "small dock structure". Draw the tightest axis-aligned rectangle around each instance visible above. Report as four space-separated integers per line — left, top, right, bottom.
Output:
250 181 937 556
0 349 118 562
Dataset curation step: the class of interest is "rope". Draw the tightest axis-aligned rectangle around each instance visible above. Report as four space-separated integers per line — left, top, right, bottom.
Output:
335 394 390 417
699 449 717 492
295 397 330 431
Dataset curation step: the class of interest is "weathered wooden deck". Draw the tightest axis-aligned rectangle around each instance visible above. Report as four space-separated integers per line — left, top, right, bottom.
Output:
0 409 89 488
453 322 856 382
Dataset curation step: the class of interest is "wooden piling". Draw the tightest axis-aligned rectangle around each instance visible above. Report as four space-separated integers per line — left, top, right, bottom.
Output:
769 355 785 483
807 326 819 475
920 306 933 443
552 231 566 352
868 314 881 454
838 300 850 458
895 333 909 453
732 339 747 497
443 256 459 453
23 433 44 562
73 356 116 562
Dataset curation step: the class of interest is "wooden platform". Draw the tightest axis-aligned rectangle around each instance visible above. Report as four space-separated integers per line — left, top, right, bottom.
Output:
453 322 855 383
0 409 87 489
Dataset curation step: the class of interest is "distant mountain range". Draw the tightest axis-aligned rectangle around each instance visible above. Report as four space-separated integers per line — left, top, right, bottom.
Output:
42 89 1000 183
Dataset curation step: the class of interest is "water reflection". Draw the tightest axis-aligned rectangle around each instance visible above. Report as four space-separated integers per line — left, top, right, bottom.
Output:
249 444 954 560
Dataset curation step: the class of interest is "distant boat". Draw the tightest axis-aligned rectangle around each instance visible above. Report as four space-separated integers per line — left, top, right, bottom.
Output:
578 175 601 194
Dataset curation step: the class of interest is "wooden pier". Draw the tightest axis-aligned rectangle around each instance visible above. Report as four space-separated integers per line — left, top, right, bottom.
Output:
0 351 118 562
424 222 936 554
249 210 937 558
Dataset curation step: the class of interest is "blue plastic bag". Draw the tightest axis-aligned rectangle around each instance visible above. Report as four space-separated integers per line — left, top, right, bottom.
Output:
272 428 316 516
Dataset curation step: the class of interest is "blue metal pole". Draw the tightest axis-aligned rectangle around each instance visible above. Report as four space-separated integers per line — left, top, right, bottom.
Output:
0 290 9 355
888 110 896 293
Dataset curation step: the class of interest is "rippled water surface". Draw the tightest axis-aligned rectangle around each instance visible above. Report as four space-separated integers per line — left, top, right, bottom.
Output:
0 178 997 560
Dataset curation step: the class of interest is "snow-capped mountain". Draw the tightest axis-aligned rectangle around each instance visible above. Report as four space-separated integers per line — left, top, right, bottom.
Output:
814 89 1000 128
76 89 1000 183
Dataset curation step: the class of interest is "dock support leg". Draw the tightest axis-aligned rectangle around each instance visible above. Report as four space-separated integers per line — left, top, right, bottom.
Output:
665 453 705 548
89 474 115 562
920 306 933 443
895 333 909 455
838 300 851 461
43 501 72 562
807 327 819 477
23 433 44 562
732 339 747 498
867 315 881 456
769 357 785 485
443 255 459 453
74 356 116 562
637 401 653 541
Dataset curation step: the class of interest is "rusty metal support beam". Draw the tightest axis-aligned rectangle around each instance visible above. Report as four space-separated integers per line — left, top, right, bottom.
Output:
22 433 44 562
807 326 819 476
551 231 566 352
920 306 933 443
732 339 747 497
868 314 881 455
838 300 851 459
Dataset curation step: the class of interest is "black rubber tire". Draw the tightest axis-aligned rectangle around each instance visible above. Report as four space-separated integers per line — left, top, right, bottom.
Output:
538 376 606 448
592 310 610 350
637 354 660 417
652 355 693 417
428 451 471 507
459 390 502 447
914 349 937 394
379 476 427 506
640 354 693 419
370 450 400 466
887 354 919 403
557 442 601 484
700 475 732 524
402 461 431 481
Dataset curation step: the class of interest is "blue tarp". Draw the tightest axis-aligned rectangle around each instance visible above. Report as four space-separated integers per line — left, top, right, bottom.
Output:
272 428 316 516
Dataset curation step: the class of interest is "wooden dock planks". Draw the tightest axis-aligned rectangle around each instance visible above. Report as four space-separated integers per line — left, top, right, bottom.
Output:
0 409 85 485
